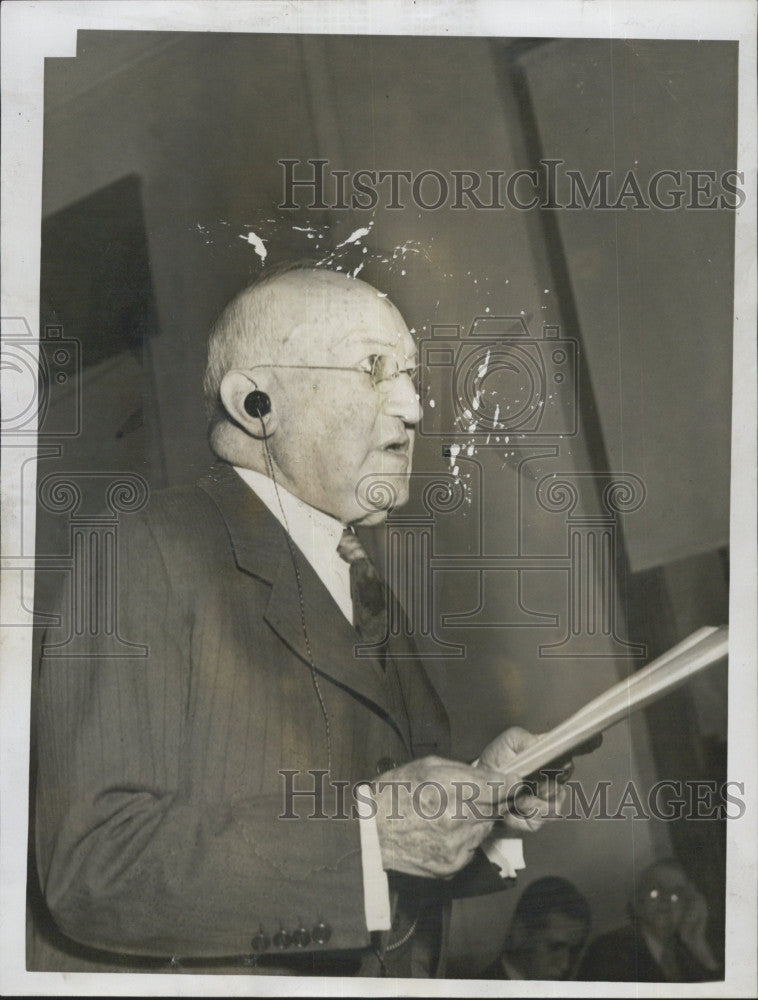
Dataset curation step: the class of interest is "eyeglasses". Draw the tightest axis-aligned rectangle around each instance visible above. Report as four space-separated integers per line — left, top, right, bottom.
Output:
646 888 683 904
248 355 424 392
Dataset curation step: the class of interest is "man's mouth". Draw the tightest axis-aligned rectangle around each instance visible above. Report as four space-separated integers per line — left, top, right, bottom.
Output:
381 438 410 454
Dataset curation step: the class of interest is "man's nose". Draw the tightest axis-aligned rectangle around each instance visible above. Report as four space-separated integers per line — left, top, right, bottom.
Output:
383 373 422 425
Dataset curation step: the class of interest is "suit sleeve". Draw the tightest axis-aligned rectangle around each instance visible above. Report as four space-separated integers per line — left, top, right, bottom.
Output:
34 510 369 960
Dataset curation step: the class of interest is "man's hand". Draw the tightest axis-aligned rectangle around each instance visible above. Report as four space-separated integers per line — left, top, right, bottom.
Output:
478 725 570 833
370 734 561 880
678 886 719 971
371 757 501 878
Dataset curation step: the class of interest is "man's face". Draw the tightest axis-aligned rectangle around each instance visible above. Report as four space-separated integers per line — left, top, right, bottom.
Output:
265 272 421 524
637 864 690 941
517 913 588 980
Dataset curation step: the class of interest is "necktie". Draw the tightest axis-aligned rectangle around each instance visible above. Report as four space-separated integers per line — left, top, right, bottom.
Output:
337 528 388 646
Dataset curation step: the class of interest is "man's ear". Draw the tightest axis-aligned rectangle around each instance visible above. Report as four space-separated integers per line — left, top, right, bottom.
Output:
219 370 279 439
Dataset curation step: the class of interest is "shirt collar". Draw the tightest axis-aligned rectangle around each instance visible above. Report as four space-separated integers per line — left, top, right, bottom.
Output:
233 466 345 558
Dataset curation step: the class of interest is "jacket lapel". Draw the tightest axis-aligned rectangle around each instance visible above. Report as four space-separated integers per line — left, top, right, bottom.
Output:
383 594 450 758
198 463 411 748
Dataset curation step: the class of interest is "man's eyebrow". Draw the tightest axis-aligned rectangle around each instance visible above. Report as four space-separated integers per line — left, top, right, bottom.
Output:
336 335 418 357
338 331 414 344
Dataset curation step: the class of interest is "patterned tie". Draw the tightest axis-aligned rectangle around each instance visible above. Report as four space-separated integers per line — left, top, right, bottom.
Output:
337 528 388 646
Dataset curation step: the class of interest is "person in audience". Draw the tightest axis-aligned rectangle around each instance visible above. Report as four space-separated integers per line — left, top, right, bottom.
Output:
480 876 591 980
578 858 721 982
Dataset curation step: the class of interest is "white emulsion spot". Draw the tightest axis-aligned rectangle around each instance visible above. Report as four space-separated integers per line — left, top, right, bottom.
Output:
239 231 267 262
336 225 372 249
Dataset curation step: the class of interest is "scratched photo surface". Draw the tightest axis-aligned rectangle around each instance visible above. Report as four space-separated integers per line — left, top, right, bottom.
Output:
3 11 751 996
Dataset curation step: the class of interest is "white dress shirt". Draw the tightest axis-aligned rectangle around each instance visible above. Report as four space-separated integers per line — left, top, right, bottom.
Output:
234 466 352 620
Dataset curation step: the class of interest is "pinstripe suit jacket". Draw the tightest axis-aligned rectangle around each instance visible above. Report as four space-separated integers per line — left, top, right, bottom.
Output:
30 462 460 973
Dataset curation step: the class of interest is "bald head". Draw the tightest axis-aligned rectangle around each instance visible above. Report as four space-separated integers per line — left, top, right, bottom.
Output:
204 266 405 429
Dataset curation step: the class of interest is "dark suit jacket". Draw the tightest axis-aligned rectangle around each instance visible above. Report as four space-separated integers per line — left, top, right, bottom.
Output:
578 924 719 983
30 463 504 975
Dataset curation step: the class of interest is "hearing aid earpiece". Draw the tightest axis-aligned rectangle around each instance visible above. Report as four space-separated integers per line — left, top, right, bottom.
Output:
244 390 271 418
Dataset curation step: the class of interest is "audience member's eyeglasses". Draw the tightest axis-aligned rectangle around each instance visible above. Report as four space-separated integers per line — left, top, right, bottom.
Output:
646 888 683 903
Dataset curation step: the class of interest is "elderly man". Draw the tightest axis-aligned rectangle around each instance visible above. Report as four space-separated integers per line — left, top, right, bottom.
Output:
32 265 560 976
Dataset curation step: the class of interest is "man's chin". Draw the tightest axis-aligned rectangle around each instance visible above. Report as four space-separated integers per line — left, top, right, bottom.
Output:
352 509 390 527
352 474 410 525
